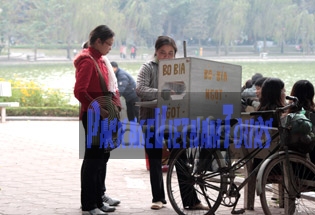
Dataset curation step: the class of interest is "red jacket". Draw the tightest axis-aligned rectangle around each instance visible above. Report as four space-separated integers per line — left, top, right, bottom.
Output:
73 47 121 119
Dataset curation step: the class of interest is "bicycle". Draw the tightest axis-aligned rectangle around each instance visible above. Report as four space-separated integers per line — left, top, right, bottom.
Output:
166 96 315 215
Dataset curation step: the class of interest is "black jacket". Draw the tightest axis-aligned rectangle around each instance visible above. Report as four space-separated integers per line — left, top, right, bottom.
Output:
115 68 138 102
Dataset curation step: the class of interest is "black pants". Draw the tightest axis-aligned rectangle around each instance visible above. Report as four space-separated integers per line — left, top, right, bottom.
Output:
81 112 110 211
145 147 167 203
126 97 139 122
145 134 200 206
310 149 315 165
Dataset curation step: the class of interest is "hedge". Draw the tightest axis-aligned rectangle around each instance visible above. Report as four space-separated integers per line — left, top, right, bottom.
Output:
6 106 79 117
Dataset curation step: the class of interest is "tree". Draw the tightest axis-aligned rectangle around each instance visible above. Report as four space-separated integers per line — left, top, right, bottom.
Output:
49 0 77 59
72 1 109 44
280 1 315 54
119 0 152 47
293 0 315 54
212 0 249 55
108 1 127 47
270 0 292 54
247 0 291 53
22 0 52 60
1 0 315 57
0 0 33 59
182 0 216 47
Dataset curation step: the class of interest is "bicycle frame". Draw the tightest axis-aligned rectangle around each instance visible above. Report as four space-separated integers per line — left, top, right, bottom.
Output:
165 95 315 215
255 149 306 195
225 129 281 193
217 96 301 213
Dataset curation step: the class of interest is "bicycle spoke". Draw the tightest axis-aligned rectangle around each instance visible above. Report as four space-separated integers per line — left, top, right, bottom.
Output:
260 154 315 215
167 148 226 215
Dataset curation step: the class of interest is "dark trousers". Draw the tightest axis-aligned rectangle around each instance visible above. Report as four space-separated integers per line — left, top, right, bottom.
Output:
126 97 139 122
310 148 315 164
145 147 166 203
81 112 110 211
145 135 200 206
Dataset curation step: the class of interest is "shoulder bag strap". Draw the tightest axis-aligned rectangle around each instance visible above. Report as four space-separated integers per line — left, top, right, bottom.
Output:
88 55 108 94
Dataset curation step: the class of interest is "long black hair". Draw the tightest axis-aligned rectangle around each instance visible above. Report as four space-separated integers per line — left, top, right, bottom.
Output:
259 77 285 111
289 79 315 113
89 25 115 45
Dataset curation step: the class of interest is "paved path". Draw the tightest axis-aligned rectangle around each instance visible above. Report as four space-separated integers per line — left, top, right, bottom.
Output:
1 120 272 215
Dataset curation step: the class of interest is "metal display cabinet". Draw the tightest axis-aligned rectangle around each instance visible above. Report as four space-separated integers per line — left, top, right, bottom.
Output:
157 57 242 123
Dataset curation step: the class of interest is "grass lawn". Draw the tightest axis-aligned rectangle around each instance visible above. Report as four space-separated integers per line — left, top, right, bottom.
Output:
1 59 314 105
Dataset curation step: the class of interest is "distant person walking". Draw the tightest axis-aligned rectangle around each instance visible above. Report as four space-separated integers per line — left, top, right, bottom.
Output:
119 45 126 59
130 46 136 59
111 61 139 122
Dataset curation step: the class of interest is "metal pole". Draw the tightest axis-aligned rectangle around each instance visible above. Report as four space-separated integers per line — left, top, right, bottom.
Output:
183 40 187 58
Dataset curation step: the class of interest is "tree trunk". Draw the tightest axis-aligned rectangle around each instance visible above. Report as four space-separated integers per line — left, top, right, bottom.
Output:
224 43 228 56
66 47 71 60
34 47 37 61
280 40 284 54
217 39 221 56
7 35 10 60
167 21 172 36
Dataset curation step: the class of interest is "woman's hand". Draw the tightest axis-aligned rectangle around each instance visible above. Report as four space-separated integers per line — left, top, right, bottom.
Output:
100 108 109 119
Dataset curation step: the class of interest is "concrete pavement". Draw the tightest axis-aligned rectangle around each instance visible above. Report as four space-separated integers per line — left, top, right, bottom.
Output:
0 120 270 215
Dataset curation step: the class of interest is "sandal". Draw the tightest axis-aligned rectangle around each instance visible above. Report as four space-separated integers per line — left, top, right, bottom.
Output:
151 201 163 210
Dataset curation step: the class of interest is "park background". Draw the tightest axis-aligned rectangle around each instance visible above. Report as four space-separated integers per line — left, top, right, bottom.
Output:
0 0 315 117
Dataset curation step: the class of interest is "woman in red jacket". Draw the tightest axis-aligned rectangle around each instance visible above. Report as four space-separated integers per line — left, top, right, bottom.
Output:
74 25 121 215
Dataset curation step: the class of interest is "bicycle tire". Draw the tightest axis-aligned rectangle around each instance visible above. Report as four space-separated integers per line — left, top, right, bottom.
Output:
166 147 227 215
259 153 315 215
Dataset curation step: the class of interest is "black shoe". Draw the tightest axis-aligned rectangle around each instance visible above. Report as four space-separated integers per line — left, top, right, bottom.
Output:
99 203 115 212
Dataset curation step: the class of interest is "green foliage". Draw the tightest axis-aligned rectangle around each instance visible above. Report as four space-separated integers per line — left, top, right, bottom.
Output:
0 79 71 107
43 89 71 107
0 75 78 116
6 107 79 117
1 60 315 117
1 0 315 55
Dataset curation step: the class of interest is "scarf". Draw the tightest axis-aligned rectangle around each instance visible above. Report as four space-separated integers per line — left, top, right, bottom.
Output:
103 56 118 93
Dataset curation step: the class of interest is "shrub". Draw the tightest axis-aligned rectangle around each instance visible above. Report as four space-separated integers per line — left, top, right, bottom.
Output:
6 107 79 117
0 78 79 116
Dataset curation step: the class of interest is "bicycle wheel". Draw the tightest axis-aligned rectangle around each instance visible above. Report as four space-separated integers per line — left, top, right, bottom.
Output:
166 147 227 215
260 153 315 215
